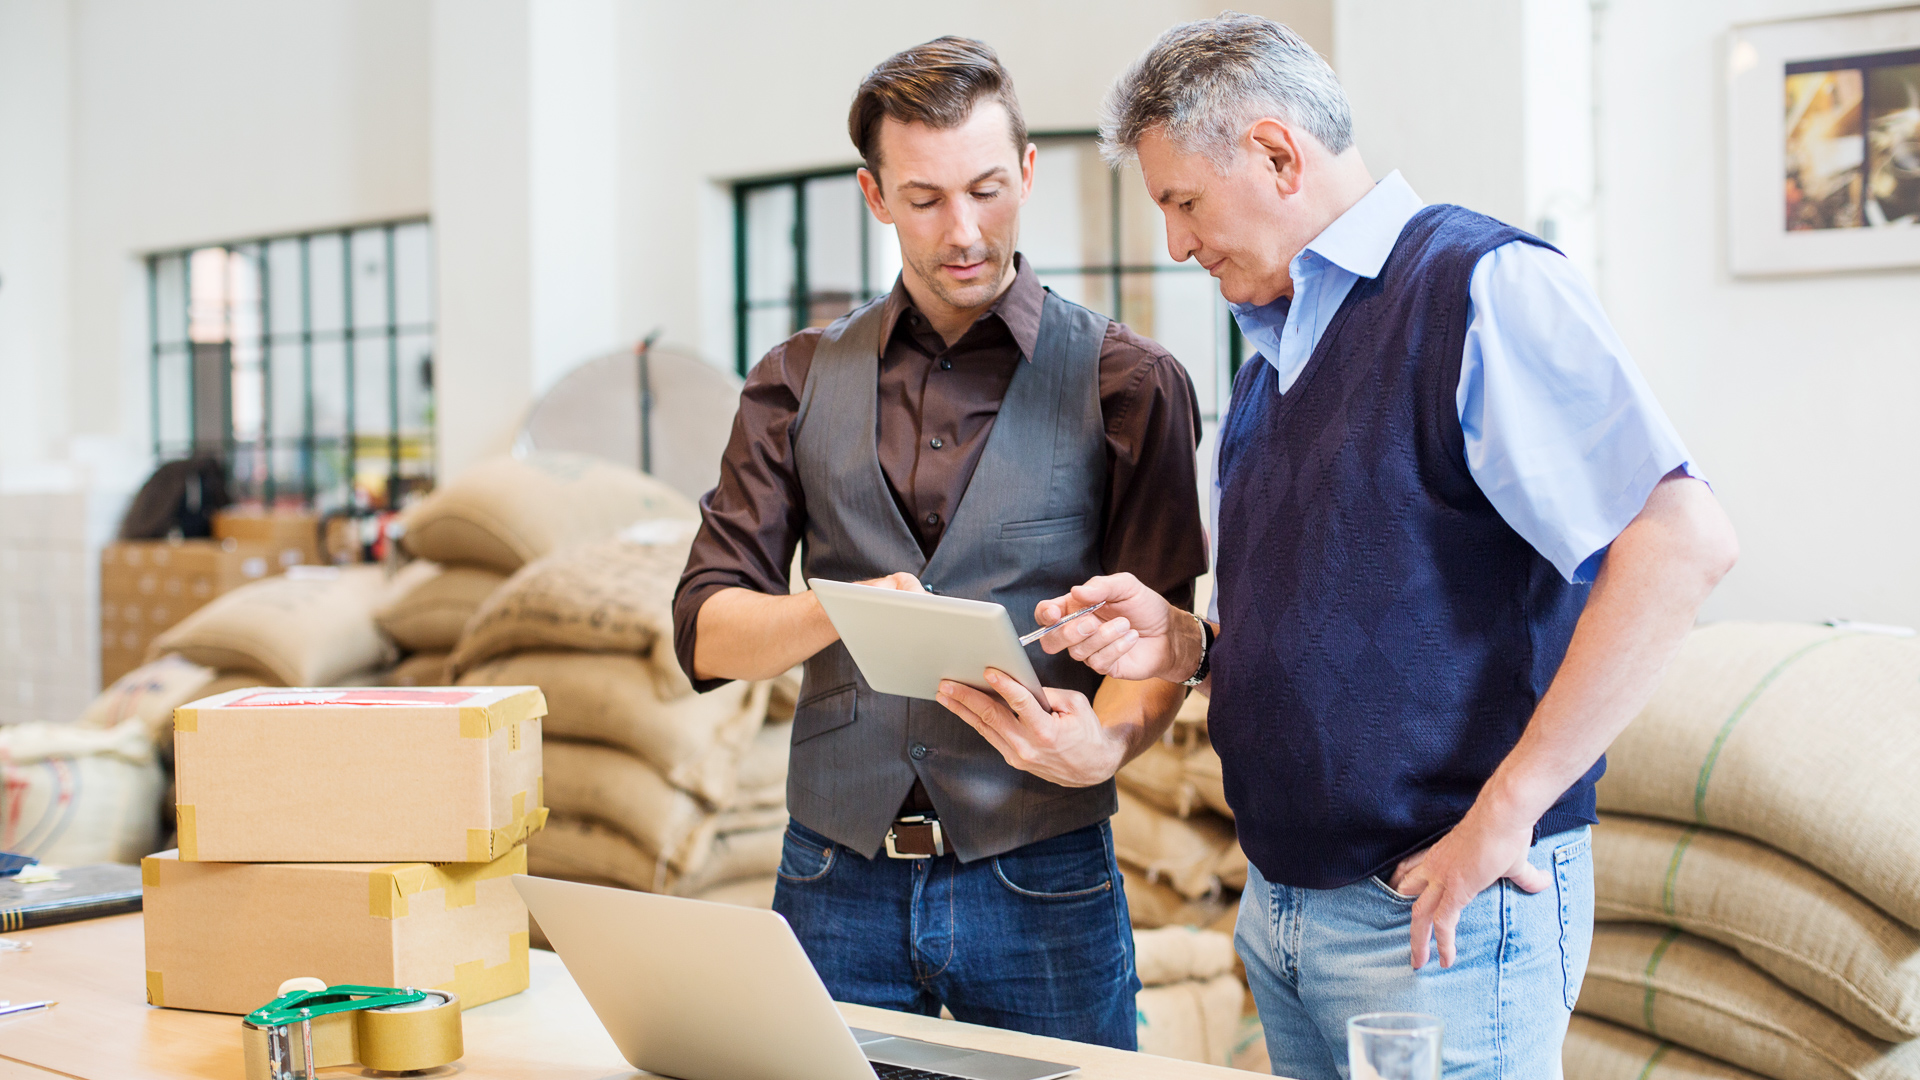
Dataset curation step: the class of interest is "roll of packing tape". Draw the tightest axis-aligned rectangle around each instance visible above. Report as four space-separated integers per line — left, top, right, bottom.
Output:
241 988 462 1080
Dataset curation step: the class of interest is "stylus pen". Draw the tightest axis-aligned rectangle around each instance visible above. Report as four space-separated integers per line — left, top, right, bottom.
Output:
0 1000 55 1017
1019 601 1109 646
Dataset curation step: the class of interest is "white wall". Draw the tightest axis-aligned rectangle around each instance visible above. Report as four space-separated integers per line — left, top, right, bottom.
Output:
63 0 431 460
1593 0 1920 627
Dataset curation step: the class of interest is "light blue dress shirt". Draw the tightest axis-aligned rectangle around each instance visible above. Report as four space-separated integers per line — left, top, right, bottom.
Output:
1211 171 1694 620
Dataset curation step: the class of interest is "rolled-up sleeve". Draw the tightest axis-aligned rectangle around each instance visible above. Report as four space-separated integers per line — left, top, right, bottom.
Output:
671 333 818 693
1458 241 1700 583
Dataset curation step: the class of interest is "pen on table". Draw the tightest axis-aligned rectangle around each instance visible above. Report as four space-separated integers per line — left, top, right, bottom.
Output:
1019 601 1109 646
0 1000 55 1017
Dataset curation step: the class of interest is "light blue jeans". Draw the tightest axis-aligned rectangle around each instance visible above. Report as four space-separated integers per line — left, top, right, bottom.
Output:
1236 827 1592 1080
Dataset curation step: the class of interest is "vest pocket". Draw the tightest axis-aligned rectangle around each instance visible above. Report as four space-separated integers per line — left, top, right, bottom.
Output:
792 683 857 744
998 513 1090 540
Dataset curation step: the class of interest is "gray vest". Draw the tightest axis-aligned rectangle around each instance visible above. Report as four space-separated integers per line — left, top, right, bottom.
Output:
788 290 1117 862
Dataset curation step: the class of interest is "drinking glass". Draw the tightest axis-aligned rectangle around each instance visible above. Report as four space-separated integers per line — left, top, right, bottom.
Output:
1347 1012 1443 1080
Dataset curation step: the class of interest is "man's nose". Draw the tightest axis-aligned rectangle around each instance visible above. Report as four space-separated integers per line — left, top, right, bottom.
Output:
944 199 983 250
1165 216 1198 264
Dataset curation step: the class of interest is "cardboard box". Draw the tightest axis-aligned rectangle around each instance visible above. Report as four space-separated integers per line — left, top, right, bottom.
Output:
142 845 531 1015
212 508 323 571
99 539 279 686
173 686 547 863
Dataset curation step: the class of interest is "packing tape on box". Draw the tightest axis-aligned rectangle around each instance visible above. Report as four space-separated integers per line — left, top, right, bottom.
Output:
369 845 528 919
241 984 462 1079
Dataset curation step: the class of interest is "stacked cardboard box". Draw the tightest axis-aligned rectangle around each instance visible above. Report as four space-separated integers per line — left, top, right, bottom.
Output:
211 508 323 571
143 685 549 1015
99 539 277 686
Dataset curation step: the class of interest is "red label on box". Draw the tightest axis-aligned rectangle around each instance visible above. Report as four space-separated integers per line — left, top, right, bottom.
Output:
227 689 479 708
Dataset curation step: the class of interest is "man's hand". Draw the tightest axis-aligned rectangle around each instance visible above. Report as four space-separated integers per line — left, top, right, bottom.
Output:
1033 573 1204 684
1389 804 1550 969
936 671 1129 788
859 571 925 593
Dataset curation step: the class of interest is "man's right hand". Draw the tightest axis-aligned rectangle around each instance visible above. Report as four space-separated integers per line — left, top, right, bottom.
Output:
859 572 926 594
1034 573 1205 684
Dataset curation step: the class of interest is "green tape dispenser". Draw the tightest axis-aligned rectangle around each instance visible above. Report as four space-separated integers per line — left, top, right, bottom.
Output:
241 977 462 1080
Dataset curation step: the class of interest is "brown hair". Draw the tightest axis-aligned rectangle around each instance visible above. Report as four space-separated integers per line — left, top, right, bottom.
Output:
848 36 1028 177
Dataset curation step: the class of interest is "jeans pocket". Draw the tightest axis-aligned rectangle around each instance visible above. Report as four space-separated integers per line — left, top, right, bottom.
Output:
1553 829 1594 1010
993 825 1114 901
1368 874 1419 904
776 822 837 884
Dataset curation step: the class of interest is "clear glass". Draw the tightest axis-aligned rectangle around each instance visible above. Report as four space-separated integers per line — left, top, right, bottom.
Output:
1348 1012 1442 1080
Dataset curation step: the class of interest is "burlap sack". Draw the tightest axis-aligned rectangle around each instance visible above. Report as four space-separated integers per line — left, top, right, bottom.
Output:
448 532 695 699
691 876 777 909
383 651 451 687
1135 926 1238 987
1135 973 1245 1066
1113 787 1239 900
1216 839 1248 891
400 452 697 574
1595 814 1920 1040
1119 739 1203 818
768 665 803 724
1565 1014 1765 1080
147 566 395 687
542 741 717 876
1206 896 1241 939
1579 923 1920 1080
76 654 215 744
374 562 505 652
734 720 791 809
1229 1013 1271 1074
458 652 768 805
1123 861 1233 930
670 824 785 898
1185 741 1230 819
1598 623 1920 928
714 806 789 834
0 719 164 865
527 813 675 893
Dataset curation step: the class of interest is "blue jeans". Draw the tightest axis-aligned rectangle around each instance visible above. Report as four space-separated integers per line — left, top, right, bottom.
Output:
1237 827 1593 1080
772 817 1139 1049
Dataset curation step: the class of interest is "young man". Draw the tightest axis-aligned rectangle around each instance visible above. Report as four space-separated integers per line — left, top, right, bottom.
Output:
671 37 1207 1048
934 14 1740 1079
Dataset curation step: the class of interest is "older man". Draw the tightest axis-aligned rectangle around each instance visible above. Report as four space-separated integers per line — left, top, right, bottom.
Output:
934 13 1738 1078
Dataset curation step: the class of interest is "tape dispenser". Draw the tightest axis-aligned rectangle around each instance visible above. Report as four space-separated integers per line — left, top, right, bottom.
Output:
241 977 462 1080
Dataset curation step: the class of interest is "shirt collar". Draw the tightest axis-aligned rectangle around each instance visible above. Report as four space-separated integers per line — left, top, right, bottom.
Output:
1299 170 1424 280
879 252 1043 361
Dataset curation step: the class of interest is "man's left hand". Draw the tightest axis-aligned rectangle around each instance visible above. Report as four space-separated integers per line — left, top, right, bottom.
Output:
1391 808 1551 969
936 671 1126 788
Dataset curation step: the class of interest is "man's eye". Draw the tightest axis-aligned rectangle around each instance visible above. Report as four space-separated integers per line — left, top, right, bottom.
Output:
972 188 1000 201
1180 200 1196 213
911 200 937 210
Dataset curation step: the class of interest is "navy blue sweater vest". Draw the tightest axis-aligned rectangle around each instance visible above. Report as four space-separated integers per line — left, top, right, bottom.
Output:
1211 205 1602 890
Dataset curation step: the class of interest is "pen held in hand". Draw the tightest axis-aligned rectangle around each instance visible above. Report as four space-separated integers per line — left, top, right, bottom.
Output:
1019 601 1109 646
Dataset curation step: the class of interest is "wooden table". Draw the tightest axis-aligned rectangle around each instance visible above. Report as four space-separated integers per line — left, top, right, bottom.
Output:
0 914 1255 1079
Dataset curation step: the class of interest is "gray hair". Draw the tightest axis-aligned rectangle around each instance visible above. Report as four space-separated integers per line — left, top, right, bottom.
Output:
1099 12 1352 170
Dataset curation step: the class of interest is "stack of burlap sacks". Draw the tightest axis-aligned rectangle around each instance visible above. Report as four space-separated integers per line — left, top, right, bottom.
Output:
1116 688 1269 1071
1566 622 1920 1080
361 454 793 910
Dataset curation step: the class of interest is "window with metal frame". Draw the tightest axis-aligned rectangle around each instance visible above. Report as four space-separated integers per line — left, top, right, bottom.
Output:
145 219 436 515
731 131 1244 420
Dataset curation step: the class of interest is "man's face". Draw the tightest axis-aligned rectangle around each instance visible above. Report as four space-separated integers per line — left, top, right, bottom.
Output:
859 101 1034 315
1136 125 1309 307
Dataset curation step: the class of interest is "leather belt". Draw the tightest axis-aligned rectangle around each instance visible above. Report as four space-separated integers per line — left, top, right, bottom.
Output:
884 813 945 859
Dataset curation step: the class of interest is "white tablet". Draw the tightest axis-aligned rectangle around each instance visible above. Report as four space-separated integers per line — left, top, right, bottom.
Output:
808 578 1052 712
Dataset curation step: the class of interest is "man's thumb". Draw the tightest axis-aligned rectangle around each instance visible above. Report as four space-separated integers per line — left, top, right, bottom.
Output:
1507 858 1551 894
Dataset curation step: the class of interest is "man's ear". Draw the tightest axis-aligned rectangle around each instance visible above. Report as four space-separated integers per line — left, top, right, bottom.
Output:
1247 118 1304 197
1017 142 1038 205
857 167 895 225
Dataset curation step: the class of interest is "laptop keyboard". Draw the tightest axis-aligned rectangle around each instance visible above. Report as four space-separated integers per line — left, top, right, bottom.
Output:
870 1064 970 1080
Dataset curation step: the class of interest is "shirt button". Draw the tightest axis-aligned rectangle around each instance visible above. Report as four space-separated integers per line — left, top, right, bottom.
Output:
939 359 953 370
924 512 940 527
910 744 928 760
929 438 944 450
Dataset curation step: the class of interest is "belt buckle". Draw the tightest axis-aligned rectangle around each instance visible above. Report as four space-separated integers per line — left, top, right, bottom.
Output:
884 814 944 859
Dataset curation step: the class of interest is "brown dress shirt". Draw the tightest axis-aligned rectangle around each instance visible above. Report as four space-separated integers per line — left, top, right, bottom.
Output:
673 254 1209 695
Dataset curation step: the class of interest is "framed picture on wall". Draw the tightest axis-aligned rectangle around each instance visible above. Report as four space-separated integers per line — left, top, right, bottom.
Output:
1728 7 1920 275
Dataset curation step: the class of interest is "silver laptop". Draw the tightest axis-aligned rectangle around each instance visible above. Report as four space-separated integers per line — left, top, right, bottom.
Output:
512 874 1078 1080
